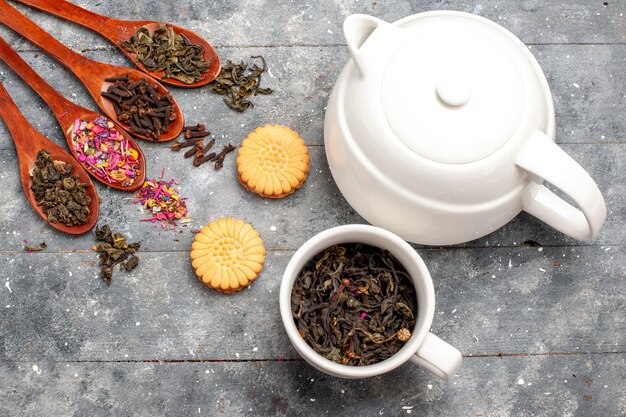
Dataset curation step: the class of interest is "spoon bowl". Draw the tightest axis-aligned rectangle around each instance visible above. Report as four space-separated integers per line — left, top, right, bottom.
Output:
0 36 146 191
0 0 184 142
14 0 221 87
115 21 221 88
95 66 185 142
0 83 99 235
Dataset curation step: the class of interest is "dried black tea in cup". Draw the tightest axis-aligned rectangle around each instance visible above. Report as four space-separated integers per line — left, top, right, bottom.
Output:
282 225 462 379
291 243 417 366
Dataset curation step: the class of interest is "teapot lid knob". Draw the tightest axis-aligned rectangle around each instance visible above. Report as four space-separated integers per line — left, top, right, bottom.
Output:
436 71 473 107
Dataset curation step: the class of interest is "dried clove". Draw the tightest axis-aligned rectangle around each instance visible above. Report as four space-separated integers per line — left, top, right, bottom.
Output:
171 139 203 151
195 138 216 158
184 123 205 132
101 91 122 103
24 242 47 252
184 129 211 139
184 145 201 158
213 143 236 170
193 152 217 167
104 74 129 82
101 74 175 140
203 139 215 152
172 122 233 171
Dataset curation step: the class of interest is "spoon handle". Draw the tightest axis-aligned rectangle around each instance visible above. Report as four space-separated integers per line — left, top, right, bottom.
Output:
0 83 100 235
14 0 115 28
11 0 129 42
0 0 94 80
0 36 74 120
0 83 37 158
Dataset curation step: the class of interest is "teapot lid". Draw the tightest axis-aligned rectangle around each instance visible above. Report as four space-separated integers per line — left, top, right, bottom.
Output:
381 16 526 164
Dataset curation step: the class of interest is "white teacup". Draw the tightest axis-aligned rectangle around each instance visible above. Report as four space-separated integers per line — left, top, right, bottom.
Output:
279 224 462 379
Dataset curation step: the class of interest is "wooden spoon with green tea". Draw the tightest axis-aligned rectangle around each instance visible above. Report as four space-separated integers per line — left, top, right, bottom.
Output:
0 36 146 192
0 0 184 142
12 0 221 88
0 83 100 235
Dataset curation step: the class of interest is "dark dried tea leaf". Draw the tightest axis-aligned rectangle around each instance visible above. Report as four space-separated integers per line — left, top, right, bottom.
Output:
121 24 211 84
30 150 91 226
209 55 272 112
92 224 141 285
292 243 417 366
24 242 47 252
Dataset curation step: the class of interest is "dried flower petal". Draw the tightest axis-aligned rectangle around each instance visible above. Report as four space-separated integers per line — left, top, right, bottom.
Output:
396 328 411 342
132 176 189 228
70 117 141 186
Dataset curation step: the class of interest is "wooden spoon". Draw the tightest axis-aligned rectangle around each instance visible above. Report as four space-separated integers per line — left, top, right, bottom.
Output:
0 83 99 235
0 0 184 142
13 0 221 88
0 36 146 192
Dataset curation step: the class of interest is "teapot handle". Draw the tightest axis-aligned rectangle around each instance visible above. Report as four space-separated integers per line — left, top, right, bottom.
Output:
516 130 606 241
343 14 404 77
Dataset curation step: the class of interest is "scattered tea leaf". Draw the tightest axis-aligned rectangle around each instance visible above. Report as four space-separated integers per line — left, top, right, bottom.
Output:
24 242 47 252
209 55 272 112
93 224 141 284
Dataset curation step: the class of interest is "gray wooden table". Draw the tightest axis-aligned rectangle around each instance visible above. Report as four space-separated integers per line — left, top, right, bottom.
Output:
0 1 624 416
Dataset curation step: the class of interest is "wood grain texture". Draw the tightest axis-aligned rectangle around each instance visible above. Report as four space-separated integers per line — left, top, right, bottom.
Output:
0 247 623 361
0 36 147 191
2 0 624 48
0 0 185 142
0 0 623 416
0 355 624 416
0 144 622 251
13 0 222 87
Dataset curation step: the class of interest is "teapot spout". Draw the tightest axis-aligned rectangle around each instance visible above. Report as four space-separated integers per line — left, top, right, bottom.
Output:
343 14 407 78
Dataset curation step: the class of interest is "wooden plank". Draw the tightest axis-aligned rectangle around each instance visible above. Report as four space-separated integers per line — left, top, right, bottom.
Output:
0 141 623 252
2 0 623 49
1 246 623 361
0 354 624 416
0 44 623 154
0 1 622 415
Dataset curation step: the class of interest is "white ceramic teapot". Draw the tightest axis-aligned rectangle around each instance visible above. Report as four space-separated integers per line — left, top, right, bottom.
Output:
324 11 606 245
